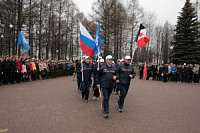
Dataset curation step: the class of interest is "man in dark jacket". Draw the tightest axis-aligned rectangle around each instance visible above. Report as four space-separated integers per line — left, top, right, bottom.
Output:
93 58 105 101
97 55 117 118
81 56 93 103
2 55 10 85
116 56 135 112
0 56 3 85
10 55 16 84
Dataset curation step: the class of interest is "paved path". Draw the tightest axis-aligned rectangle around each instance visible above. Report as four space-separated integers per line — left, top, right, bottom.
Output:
0 76 200 133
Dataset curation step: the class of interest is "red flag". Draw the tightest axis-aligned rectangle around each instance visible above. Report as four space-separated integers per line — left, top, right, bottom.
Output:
136 24 149 48
143 60 147 80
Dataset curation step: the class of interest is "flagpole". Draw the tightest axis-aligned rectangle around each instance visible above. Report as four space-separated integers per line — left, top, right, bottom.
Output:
131 41 137 64
98 47 100 70
81 50 84 82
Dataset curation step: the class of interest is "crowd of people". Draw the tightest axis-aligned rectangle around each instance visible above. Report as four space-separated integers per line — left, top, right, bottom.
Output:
0 55 75 86
75 55 135 118
139 63 200 84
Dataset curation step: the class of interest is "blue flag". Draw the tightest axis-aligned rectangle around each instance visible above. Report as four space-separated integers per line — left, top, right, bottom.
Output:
94 22 104 56
17 31 30 52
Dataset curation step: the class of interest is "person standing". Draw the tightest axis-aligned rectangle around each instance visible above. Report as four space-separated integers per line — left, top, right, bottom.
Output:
2 55 10 85
0 56 3 86
193 64 199 84
81 56 94 103
139 63 143 79
97 55 117 118
16 56 22 83
10 55 16 84
116 56 135 112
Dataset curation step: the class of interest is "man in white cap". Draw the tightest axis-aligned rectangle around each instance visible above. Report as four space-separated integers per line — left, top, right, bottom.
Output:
93 58 105 101
81 56 94 102
116 55 135 112
97 55 117 118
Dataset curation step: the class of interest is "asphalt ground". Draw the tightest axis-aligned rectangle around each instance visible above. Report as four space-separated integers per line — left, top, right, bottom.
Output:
0 76 200 133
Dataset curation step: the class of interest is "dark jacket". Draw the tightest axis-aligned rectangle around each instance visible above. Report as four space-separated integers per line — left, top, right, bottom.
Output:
117 64 135 87
2 60 10 72
82 62 93 81
10 60 16 72
97 64 117 88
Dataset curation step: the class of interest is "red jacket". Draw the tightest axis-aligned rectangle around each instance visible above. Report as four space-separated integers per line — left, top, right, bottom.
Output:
16 60 22 71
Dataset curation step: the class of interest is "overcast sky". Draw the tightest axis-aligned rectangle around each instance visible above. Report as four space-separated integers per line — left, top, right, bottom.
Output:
73 0 194 25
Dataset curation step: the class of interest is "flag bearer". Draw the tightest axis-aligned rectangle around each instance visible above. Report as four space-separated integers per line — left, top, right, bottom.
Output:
81 56 94 102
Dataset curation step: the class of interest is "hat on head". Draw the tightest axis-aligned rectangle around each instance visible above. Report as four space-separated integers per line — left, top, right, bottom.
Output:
120 59 124 62
112 61 115 64
117 59 121 62
105 55 113 60
12 55 16 59
85 56 91 59
100 59 104 63
83 56 86 59
124 56 131 60
99 56 102 59
5 55 9 58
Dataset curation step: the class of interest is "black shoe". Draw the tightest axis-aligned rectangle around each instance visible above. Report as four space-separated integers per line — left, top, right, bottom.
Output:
119 109 123 113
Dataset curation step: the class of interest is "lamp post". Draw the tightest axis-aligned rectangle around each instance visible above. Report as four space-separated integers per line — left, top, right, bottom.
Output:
9 24 13 56
1 34 4 56
169 46 174 63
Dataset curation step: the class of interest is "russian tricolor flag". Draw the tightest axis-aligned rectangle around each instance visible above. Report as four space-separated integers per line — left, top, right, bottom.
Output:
80 23 96 57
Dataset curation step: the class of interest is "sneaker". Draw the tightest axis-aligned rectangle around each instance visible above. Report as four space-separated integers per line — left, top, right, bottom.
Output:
104 114 109 118
96 97 100 101
81 95 84 100
93 96 96 101
119 109 123 113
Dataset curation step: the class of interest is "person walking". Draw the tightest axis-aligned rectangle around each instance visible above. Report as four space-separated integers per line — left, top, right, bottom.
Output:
81 56 94 103
116 56 135 112
97 55 117 118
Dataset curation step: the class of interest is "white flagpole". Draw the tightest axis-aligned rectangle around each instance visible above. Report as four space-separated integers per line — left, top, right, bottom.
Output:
131 41 137 64
98 47 100 69
81 50 84 82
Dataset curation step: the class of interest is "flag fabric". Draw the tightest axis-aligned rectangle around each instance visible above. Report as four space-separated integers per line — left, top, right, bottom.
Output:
136 24 149 48
143 60 147 80
17 31 30 52
94 22 104 56
80 23 96 57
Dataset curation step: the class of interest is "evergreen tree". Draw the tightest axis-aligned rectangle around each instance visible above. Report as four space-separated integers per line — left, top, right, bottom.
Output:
172 0 200 64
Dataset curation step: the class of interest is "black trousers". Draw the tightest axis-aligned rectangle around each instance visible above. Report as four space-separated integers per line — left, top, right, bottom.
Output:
81 80 91 100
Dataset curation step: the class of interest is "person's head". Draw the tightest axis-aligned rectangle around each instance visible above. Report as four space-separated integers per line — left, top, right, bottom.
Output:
99 59 105 66
124 56 131 65
117 59 121 65
5 55 9 60
85 56 91 64
112 61 115 65
105 55 113 66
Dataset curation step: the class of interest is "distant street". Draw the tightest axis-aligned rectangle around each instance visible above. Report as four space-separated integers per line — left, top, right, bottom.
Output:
0 76 200 133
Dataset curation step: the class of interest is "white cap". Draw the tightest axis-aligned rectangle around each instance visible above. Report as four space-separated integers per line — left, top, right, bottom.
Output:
83 56 86 59
112 61 115 64
100 59 104 63
105 55 113 60
124 56 131 60
99 56 102 59
85 56 91 59
120 59 124 62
